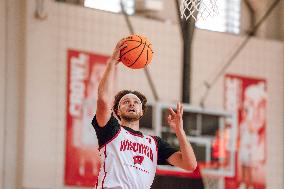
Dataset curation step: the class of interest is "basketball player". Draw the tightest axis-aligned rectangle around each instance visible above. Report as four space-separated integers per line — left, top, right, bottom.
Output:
92 40 197 189
238 83 266 189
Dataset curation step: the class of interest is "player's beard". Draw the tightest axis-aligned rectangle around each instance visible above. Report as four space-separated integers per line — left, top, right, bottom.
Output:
120 112 142 122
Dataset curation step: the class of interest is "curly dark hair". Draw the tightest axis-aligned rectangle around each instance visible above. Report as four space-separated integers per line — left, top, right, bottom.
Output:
113 90 147 120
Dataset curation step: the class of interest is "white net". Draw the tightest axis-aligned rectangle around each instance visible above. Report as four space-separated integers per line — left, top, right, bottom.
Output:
180 0 219 21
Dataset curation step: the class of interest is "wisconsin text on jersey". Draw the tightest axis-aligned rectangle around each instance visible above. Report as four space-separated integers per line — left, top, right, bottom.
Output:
120 139 154 161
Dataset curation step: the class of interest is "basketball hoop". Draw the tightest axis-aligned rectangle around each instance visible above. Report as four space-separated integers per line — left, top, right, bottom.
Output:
180 0 219 21
202 174 224 189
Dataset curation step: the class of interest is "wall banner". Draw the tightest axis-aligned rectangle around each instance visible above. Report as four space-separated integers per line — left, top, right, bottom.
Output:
65 50 109 186
225 74 267 189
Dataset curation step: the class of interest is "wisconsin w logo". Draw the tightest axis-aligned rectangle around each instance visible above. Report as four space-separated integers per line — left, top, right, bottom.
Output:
133 155 144 165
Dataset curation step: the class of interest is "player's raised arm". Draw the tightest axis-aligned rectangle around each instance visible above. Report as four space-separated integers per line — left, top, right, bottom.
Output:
166 102 197 171
96 40 126 127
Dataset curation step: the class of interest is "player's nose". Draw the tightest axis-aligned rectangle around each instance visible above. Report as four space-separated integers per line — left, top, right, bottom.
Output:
129 102 135 107
129 100 137 108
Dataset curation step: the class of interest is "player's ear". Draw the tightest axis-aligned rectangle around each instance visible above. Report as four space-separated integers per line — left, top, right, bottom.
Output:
117 108 121 116
140 110 144 117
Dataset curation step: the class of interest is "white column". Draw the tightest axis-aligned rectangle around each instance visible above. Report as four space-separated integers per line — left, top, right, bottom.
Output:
0 0 6 188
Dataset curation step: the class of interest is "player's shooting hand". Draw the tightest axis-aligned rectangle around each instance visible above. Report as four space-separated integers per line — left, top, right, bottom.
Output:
111 39 127 64
167 102 184 133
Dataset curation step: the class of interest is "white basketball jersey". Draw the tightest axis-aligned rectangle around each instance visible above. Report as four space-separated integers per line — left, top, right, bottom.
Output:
95 127 158 189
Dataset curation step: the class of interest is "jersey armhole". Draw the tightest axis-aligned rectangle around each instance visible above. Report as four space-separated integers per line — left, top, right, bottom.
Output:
150 136 158 152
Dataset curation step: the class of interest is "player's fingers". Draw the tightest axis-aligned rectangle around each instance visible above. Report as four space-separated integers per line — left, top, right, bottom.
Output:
169 107 176 116
118 46 127 62
115 59 121 65
116 39 126 49
167 114 171 120
176 102 180 114
180 104 184 116
167 115 172 123
119 43 127 51
115 41 122 49
118 40 126 47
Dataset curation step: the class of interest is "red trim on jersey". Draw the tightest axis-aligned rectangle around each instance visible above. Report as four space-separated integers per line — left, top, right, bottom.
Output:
95 175 99 189
98 127 122 150
122 127 144 138
150 136 158 164
150 136 158 152
102 146 107 188
156 168 200 178
156 166 202 178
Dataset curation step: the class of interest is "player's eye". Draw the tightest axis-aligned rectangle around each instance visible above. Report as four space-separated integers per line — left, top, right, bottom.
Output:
122 100 130 105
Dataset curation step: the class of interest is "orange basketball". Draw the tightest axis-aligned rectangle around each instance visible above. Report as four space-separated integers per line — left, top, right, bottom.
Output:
120 35 153 69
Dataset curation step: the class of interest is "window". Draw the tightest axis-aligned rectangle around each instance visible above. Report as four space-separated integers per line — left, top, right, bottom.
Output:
195 0 241 34
84 0 135 15
140 105 153 129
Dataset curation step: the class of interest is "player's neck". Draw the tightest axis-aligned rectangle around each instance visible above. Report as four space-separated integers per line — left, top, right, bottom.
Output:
120 119 140 131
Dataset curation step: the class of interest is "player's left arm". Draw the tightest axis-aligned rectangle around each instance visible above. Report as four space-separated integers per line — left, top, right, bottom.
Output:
166 102 197 171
